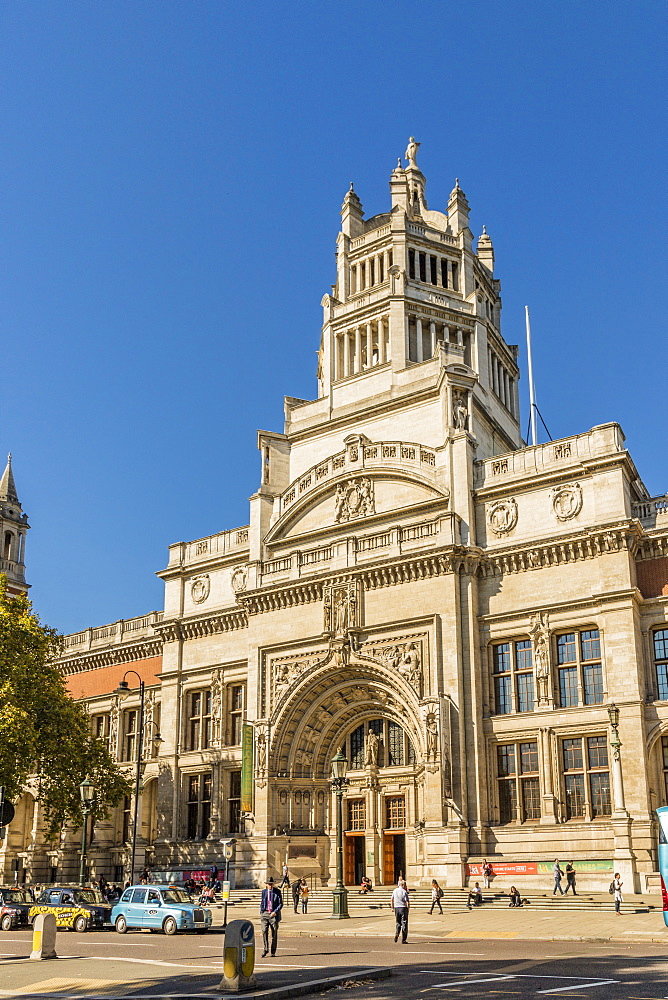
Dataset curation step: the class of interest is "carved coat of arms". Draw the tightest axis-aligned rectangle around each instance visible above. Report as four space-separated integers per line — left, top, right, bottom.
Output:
334 478 375 523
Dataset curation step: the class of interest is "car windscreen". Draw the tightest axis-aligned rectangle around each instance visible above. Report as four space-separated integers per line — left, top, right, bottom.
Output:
3 890 29 903
161 889 191 904
75 890 104 904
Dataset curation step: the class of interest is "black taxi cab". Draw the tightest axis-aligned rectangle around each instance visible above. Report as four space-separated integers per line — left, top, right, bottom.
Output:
0 887 35 930
29 886 112 931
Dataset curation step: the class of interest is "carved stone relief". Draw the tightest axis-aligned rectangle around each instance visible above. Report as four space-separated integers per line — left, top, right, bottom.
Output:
529 610 552 707
190 574 210 604
324 580 361 635
334 477 375 523
552 482 583 521
361 635 426 697
487 498 518 536
452 391 468 430
271 650 327 703
425 711 439 762
211 668 224 746
231 566 248 593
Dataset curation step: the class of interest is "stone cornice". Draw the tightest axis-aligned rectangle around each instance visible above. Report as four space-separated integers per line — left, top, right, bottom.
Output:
154 609 248 642
478 522 641 578
636 532 668 560
59 638 163 675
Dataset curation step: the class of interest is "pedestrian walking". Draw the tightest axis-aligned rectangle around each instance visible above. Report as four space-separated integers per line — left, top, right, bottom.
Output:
279 862 290 888
552 859 565 895
429 879 443 915
564 862 577 895
300 881 309 913
260 877 283 956
482 860 492 889
390 881 410 943
612 873 623 915
291 878 301 913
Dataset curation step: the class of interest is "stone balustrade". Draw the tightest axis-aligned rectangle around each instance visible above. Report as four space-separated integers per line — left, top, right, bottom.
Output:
633 496 668 529
62 610 164 651
165 525 250 568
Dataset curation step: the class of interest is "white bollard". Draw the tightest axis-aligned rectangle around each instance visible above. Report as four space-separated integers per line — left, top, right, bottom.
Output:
30 912 57 960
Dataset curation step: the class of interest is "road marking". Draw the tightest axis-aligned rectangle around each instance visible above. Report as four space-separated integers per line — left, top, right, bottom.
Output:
537 984 618 995
93 955 223 970
426 976 516 988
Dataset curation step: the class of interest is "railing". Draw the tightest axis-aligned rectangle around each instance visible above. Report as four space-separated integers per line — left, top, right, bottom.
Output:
263 557 292 575
356 531 392 552
633 496 668 528
62 611 164 652
299 546 333 567
166 526 250 568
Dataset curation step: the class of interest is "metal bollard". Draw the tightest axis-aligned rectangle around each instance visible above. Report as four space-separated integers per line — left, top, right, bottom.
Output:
30 912 57 960
219 918 256 992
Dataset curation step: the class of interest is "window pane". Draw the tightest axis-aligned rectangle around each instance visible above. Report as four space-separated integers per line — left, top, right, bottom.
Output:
562 738 583 771
230 770 241 798
662 735 668 770
587 735 609 769
191 692 201 716
589 772 611 817
658 662 668 701
557 634 576 664
653 629 668 661
583 664 604 705
517 672 535 713
522 777 541 820
493 644 511 672
350 724 365 769
386 796 405 828
515 640 533 670
565 773 585 818
497 744 516 776
580 630 601 661
369 719 384 766
559 667 578 707
388 721 405 766
520 742 538 774
498 780 517 823
494 675 512 714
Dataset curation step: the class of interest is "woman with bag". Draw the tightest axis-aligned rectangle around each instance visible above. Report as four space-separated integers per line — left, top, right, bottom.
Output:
429 879 443 915
612 873 623 914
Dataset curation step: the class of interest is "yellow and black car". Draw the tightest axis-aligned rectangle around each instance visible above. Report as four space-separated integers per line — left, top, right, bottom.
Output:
29 886 112 931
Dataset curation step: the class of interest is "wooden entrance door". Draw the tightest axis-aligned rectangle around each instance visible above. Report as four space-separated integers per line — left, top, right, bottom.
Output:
344 835 356 884
382 834 394 885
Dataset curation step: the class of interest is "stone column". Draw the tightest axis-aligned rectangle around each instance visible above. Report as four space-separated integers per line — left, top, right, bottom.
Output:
405 317 411 363
354 326 362 374
429 321 436 359
539 728 558 823
379 319 386 365
366 322 373 367
416 318 423 362
343 330 350 378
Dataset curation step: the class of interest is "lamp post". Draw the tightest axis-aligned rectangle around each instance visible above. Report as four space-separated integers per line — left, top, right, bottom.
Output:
78 777 95 886
607 702 627 816
116 671 162 885
330 747 350 919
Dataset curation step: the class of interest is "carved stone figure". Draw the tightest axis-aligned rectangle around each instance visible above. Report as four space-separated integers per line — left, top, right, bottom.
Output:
552 483 583 521
256 732 267 773
231 566 248 593
425 712 438 761
334 478 376 522
365 730 379 766
334 483 346 523
530 611 552 705
191 574 210 604
405 136 420 167
400 643 422 692
453 393 468 430
109 697 120 760
324 582 359 636
384 645 402 670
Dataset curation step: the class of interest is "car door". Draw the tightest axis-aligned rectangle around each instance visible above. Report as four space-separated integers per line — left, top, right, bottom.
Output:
144 889 162 928
126 888 147 928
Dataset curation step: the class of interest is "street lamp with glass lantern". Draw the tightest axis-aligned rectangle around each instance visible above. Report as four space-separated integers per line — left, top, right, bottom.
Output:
78 777 95 886
330 747 350 919
607 702 627 816
115 671 161 884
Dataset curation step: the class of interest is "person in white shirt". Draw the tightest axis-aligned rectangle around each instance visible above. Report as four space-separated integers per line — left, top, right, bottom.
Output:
390 880 410 943
613 873 623 915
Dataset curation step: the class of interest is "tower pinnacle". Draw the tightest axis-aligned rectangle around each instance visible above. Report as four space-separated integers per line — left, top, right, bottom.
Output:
0 453 19 504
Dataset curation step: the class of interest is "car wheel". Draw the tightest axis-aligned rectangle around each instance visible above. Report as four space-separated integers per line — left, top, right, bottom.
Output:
73 915 88 933
115 915 128 934
163 916 178 936
1 914 14 932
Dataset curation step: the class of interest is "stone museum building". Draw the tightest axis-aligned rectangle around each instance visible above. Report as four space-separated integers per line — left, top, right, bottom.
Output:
2 142 667 892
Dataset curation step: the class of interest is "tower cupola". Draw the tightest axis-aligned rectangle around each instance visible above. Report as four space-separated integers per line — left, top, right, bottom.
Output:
0 453 30 596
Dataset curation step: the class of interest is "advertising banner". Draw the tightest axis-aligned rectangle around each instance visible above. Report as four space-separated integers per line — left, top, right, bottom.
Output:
466 859 614 878
241 723 254 813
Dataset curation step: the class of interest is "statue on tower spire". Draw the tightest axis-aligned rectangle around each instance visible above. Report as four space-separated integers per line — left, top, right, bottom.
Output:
405 136 420 168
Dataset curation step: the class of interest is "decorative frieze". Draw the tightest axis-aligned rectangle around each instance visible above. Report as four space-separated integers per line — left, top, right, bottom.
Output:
334 477 375 523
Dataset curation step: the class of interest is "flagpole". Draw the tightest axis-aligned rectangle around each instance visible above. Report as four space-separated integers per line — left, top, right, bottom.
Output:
525 305 537 447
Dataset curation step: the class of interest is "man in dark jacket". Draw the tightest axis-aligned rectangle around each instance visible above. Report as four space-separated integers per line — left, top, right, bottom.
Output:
260 877 283 957
291 878 302 913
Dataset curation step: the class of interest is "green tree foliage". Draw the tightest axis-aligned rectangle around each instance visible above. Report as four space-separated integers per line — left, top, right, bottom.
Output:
0 577 131 838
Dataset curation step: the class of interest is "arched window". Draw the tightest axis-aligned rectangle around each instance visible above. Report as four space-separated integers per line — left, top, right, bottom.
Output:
346 718 415 770
3 531 12 560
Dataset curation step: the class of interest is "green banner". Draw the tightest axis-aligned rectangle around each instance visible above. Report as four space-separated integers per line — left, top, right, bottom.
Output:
241 723 254 813
537 860 613 873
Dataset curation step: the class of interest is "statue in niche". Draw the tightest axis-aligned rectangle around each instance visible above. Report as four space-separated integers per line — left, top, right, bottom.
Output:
365 730 380 767
425 712 438 762
405 136 420 167
256 732 267 773
453 393 468 430
530 611 552 705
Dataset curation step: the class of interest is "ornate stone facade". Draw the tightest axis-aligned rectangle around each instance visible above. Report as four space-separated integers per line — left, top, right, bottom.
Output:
4 142 668 895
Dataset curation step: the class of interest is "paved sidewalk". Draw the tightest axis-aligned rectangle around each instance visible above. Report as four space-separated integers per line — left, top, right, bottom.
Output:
225 895 668 944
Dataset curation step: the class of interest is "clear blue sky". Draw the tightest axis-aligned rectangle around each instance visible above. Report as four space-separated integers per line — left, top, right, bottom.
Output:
2 1 666 635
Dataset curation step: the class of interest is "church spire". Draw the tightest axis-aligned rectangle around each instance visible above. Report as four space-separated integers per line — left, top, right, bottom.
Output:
0 453 19 503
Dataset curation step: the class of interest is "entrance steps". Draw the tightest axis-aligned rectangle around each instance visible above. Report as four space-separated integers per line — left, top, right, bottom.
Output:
227 886 658 914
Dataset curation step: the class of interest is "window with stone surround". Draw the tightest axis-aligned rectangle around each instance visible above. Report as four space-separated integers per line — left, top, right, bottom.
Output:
92 713 111 753
186 772 212 839
347 799 366 831
385 796 405 829
228 769 241 834
661 736 668 803
557 630 604 708
492 640 534 714
654 629 668 700
561 735 611 820
496 740 541 823
228 684 244 745
186 690 211 751
346 719 415 770
123 709 138 762
121 796 131 843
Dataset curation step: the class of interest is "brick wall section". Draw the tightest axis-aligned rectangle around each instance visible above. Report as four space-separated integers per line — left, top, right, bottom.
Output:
637 558 668 599
65 655 162 699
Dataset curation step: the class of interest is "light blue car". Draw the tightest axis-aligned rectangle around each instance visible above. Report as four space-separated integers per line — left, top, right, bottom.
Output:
111 884 213 935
